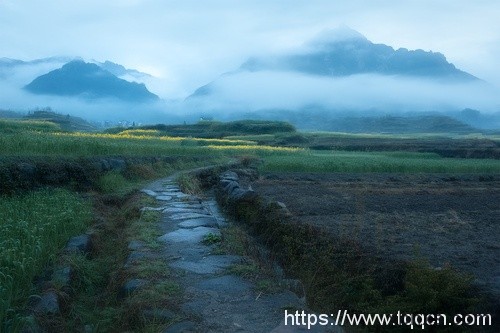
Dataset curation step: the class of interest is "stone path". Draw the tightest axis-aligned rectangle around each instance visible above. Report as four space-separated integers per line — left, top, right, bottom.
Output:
134 175 342 333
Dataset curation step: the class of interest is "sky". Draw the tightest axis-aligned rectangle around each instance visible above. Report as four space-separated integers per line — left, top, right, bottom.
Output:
1 0 500 100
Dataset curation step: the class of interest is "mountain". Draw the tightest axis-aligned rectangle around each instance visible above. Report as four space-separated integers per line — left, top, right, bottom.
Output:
240 27 477 81
24 60 159 102
189 27 479 100
96 60 151 79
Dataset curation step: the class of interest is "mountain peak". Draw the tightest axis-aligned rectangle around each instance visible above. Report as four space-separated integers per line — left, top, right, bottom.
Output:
24 60 159 102
310 26 368 45
239 27 477 81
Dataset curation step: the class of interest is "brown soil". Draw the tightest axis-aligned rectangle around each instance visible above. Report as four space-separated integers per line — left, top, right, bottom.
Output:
247 172 500 297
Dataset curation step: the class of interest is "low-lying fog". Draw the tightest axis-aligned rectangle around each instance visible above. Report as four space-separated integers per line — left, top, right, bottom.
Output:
1 58 500 129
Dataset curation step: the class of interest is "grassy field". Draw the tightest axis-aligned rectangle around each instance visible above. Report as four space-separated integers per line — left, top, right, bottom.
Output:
1 119 499 173
261 150 500 173
0 189 92 331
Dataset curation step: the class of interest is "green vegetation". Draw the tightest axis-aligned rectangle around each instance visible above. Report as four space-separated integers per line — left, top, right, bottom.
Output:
24 110 99 132
228 131 500 159
0 189 92 331
0 130 253 156
113 119 297 138
261 150 500 173
0 118 61 133
202 233 222 245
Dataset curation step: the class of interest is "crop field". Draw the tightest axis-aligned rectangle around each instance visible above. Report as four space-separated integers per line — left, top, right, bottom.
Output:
228 131 500 159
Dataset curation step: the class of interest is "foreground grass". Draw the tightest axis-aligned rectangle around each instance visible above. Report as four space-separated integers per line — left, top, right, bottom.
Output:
0 189 92 331
261 150 500 173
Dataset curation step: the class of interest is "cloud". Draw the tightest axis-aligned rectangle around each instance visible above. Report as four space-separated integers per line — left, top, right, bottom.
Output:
186 71 500 113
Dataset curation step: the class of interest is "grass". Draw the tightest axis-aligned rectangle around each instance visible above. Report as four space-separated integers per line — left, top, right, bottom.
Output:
4 117 496 174
0 189 92 331
0 125 255 157
260 150 500 173
0 118 61 133
176 173 202 195
202 233 222 245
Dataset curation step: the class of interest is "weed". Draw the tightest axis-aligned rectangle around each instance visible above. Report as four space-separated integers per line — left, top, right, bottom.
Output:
255 279 281 294
132 260 170 280
202 233 222 245
97 171 129 194
228 262 260 278
176 173 202 195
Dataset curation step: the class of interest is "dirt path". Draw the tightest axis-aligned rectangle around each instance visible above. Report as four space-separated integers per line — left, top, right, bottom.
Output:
126 174 342 333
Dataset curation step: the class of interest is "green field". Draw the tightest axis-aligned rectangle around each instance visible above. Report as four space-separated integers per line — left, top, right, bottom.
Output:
1 118 499 173
261 150 500 173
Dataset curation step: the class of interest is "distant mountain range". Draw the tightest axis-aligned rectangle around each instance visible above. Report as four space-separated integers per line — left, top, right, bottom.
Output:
190 27 478 99
24 60 158 102
242 27 477 80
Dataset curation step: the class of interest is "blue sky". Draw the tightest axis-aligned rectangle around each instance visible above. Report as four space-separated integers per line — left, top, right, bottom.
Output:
1 0 500 98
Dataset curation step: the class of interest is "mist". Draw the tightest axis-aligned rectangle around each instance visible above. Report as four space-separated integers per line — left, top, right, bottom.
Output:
185 71 500 114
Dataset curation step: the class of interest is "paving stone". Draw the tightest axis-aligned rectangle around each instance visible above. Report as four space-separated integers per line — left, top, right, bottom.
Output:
141 189 157 196
158 227 220 243
163 207 208 214
178 217 218 229
195 275 252 296
169 212 212 220
169 255 240 274
156 195 173 201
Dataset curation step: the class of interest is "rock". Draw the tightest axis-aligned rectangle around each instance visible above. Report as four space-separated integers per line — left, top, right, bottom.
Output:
141 206 164 212
228 189 259 203
222 180 239 194
120 279 148 298
65 234 92 254
276 201 287 209
124 251 148 266
221 171 239 182
19 315 43 333
128 240 145 251
33 291 60 315
178 217 218 229
163 207 208 214
158 227 220 244
52 266 72 289
156 195 172 201
141 189 157 196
